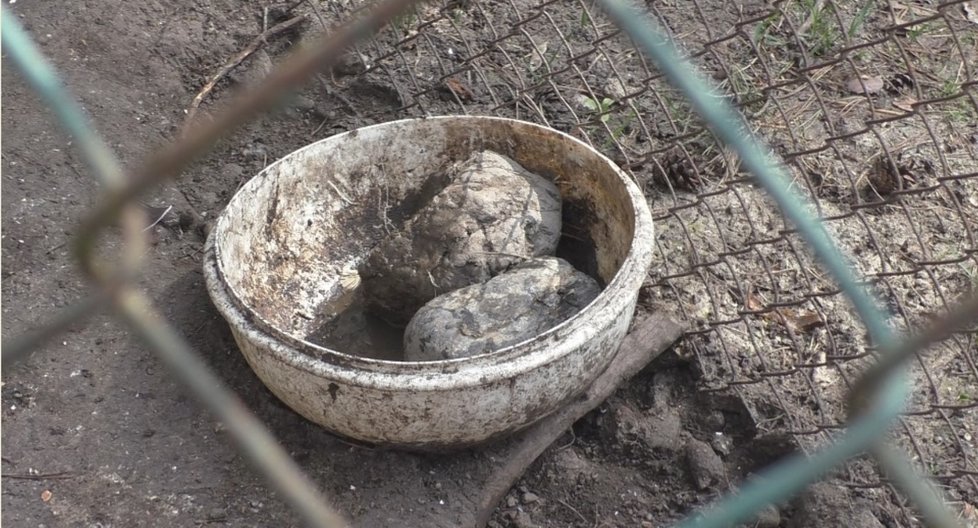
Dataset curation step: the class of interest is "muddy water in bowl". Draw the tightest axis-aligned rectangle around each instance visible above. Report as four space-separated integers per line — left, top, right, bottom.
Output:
205 116 653 447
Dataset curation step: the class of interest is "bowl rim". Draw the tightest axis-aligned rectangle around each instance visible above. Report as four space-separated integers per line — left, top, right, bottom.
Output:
205 115 655 387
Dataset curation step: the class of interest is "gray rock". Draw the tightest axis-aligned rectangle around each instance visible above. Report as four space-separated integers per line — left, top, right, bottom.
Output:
403 257 599 361
789 481 883 528
685 437 727 490
754 505 781 528
601 401 683 455
507 510 540 528
521 492 540 504
359 150 562 325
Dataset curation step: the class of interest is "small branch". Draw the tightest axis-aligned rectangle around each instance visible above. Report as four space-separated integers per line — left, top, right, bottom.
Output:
184 15 306 126
2 471 77 480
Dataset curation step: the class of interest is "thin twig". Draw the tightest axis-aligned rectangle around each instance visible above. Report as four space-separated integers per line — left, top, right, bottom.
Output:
142 204 173 232
184 15 306 126
557 498 589 524
75 0 427 277
2 471 77 480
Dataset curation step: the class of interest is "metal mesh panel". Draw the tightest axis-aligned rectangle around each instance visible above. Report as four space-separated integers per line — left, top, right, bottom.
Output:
317 0 978 510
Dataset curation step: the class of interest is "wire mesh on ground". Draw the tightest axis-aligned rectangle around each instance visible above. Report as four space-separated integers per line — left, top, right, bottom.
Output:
314 0 976 519
3 0 977 526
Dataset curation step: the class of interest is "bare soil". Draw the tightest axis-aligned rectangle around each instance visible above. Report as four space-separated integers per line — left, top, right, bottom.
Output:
3 0 976 527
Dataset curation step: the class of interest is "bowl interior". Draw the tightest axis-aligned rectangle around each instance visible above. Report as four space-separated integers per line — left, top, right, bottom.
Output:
214 117 638 360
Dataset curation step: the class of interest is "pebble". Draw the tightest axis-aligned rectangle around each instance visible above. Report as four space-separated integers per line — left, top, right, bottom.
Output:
601 402 683 455
755 505 781 528
206 508 226 521
789 482 884 528
710 431 733 456
685 437 726 490
521 492 540 504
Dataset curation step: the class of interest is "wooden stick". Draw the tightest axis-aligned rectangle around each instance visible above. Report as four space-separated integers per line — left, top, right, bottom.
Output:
472 312 685 527
184 15 305 126
345 312 685 528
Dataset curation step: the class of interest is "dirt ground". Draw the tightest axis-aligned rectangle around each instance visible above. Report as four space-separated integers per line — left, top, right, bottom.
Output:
3 0 977 526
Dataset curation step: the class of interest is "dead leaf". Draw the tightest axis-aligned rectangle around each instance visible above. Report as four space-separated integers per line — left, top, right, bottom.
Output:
868 156 917 196
744 286 823 333
893 96 916 112
443 78 474 102
785 311 825 332
41 490 52 502
745 293 763 312
846 75 884 95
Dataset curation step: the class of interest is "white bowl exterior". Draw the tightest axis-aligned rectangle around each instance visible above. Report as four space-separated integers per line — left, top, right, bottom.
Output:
204 116 654 448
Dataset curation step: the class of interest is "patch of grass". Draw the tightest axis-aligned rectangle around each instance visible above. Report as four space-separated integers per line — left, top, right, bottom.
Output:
391 11 418 35
753 12 787 49
580 8 592 28
726 66 767 114
847 1 874 39
660 89 696 134
934 80 977 123
939 79 960 98
905 21 938 42
582 96 614 123
799 0 840 57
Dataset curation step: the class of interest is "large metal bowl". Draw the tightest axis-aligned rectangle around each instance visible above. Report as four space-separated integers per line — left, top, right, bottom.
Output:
203 116 654 449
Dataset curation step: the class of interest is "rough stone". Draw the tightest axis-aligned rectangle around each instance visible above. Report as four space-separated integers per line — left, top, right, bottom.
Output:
601 401 683 456
754 505 781 528
403 257 599 361
789 481 884 528
685 437 727 490
508 510 539 528
359 150 562 325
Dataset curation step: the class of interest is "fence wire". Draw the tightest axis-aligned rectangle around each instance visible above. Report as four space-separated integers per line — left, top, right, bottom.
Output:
3 0 978 527
312 0 976 522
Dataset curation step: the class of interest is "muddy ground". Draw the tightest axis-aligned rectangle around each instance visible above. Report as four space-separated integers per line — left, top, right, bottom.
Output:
3 0 977 526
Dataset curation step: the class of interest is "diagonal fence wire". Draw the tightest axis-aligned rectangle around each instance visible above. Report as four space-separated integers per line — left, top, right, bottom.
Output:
2 0 977 527
2 0 431 525
596 0 971 526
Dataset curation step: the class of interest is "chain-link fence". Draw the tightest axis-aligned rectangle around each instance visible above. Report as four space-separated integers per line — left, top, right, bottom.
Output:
321 0 977 519
4 0 978 526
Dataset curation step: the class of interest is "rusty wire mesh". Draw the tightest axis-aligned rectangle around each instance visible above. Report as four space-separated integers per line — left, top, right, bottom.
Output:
308 0 978 519
3 0 978 525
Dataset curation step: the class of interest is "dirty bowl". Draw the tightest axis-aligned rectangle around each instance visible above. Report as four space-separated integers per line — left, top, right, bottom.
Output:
203 116 654 449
